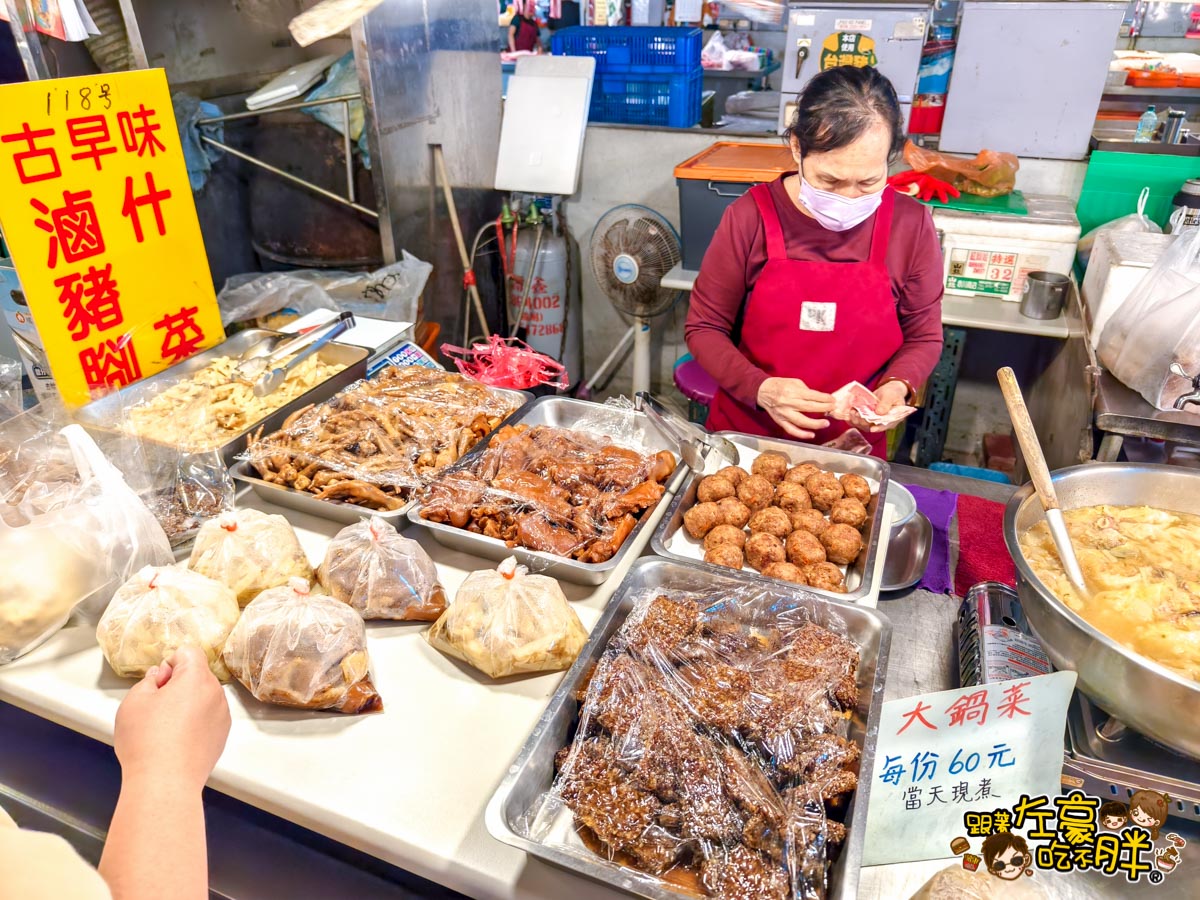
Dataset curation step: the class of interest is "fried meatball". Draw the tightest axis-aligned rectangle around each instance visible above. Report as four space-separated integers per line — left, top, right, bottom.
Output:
717 497 752 529
683 501 724 539
744 532 786 571
784 463 822 485
830 497 868 529
748 507 792 539
821 523 864 565
736 475 774 512
805 471 844 512
697 475 736 504
704 524 747 551
805 562 848 593
751 451 790 485
840 473 872 506
789 508 830 538
786 530 827 568
716 466 749 487
774 482 812 513
705 543 744 570
762 562 807 584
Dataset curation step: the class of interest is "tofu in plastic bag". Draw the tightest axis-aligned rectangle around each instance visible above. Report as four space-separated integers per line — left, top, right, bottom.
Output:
317 516 446 621
425 556 587 678
97 565 240 681
223 577 382 713
189 508 312 605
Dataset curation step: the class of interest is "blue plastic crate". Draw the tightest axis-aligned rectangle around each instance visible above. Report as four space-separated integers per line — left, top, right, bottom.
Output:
551 26 702 74
590 69 702 128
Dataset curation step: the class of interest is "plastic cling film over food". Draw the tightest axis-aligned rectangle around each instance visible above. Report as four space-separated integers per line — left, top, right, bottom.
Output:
424 556 586 678
317 516 446 621
418 423 677 565
242 365 523 512
520 582 863 899
222 580 382 714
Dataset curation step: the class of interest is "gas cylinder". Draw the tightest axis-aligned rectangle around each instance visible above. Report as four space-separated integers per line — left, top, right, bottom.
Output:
510 218 582 387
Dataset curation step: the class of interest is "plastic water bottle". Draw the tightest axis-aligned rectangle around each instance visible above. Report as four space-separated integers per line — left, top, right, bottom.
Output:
1134 105 1159 143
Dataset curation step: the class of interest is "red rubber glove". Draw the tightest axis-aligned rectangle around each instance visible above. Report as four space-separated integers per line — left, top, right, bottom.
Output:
888 170 962 205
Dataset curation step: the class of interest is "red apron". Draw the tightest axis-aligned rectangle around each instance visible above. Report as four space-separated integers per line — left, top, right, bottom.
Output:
706 181 903 459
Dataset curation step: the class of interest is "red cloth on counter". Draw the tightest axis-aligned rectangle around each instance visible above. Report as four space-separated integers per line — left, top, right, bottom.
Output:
684 175 945 410
954 493 1017 597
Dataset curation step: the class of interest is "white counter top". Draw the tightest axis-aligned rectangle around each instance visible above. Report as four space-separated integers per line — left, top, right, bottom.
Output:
0 492 655 900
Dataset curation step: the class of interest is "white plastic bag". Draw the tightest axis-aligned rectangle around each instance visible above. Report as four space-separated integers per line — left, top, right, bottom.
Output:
701 31 729 70
425 556 587 678
317 516 446 621
0 424 173 662
1097 225 1200 411
1078 187 1162 270
218 252 432 327
97 565 240 681
189 508 313 605
223 577 382 713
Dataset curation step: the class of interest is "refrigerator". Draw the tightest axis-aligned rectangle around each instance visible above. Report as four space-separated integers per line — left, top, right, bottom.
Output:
779 2 932 133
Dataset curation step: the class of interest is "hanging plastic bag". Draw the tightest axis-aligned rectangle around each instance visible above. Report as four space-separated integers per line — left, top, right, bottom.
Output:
1097 225 1200 411
1077 187 1163 270
903 141 1019 198
317 516 447 621
1 424 174 663
425 557 587 678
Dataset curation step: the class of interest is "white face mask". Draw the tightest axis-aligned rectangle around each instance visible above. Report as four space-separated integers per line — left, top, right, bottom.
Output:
798 172 886 232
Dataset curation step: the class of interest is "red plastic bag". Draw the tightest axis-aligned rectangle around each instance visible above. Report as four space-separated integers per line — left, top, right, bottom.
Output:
441 336 567 390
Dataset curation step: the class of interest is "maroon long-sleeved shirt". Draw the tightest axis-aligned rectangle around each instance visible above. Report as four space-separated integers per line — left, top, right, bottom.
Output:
684 175 944 409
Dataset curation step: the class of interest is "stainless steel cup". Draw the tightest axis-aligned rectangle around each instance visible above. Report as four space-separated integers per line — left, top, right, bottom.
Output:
1019 271 1070 319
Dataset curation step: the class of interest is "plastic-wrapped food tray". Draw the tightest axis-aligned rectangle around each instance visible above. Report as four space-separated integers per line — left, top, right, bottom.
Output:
485 556 891 900
651 432 891 604
73 329 368 468
408 396 686 586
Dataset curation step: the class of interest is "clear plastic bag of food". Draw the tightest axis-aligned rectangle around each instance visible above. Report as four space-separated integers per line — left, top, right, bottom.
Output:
903 141 1019 198
317 516 446 620
222 577 382 713
97 565 240 681
425 556 587 678
419 423 677 563
1 423 173 663
188 508 313 605
522 584 862 899
243 365 524 512
1077 186 1162 270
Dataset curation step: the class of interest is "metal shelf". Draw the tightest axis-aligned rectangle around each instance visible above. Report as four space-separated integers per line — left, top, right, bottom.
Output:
1102 86 1200 101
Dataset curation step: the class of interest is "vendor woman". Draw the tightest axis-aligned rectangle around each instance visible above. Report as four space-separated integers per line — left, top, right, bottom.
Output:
685 66 944 459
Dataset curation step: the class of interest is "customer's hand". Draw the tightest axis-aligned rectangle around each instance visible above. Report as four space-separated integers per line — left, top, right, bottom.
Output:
113 645 231 793
757 377 834 440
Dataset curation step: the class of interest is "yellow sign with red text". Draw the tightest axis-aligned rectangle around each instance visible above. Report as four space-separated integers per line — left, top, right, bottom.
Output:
0 69 223 406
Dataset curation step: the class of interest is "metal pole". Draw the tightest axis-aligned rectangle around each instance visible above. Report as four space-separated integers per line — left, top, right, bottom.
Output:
3 0 51 79
196 94 362 125
342 100 355 204
199 136 379 219
115 0 149 69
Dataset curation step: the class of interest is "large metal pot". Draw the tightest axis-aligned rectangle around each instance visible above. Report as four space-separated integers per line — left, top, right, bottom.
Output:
1004 463 1200 760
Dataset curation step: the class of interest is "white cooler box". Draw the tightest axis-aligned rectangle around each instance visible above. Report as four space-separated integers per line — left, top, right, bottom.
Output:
934 195 1080 303
1081 230 1172 349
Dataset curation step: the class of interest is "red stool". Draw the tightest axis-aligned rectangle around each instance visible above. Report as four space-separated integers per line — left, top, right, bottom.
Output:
673 358 717 424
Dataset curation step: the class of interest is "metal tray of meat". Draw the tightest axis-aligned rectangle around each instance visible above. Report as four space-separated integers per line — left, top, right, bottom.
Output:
651 433 891 605
229 382 533 526
486 555 892 900
73 329 369 468
407 396 686 585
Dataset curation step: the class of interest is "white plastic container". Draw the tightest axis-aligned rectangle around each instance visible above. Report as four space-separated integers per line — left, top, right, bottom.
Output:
933 194 1081 302
1081 230 1172 349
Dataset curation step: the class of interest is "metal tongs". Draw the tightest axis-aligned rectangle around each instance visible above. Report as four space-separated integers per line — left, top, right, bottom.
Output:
634 391 739 474
233 311 355 397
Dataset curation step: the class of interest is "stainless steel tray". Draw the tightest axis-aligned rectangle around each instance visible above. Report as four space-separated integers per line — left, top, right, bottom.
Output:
230 384 532 526
485 556 892 900
651 432 891 604
73 329 369 468
407 396 686 586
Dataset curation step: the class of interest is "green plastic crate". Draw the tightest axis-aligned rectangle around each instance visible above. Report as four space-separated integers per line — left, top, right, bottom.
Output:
1076 150 1200 234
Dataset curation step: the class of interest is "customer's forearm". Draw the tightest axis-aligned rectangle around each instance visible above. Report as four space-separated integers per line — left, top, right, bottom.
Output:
99 774 208 900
